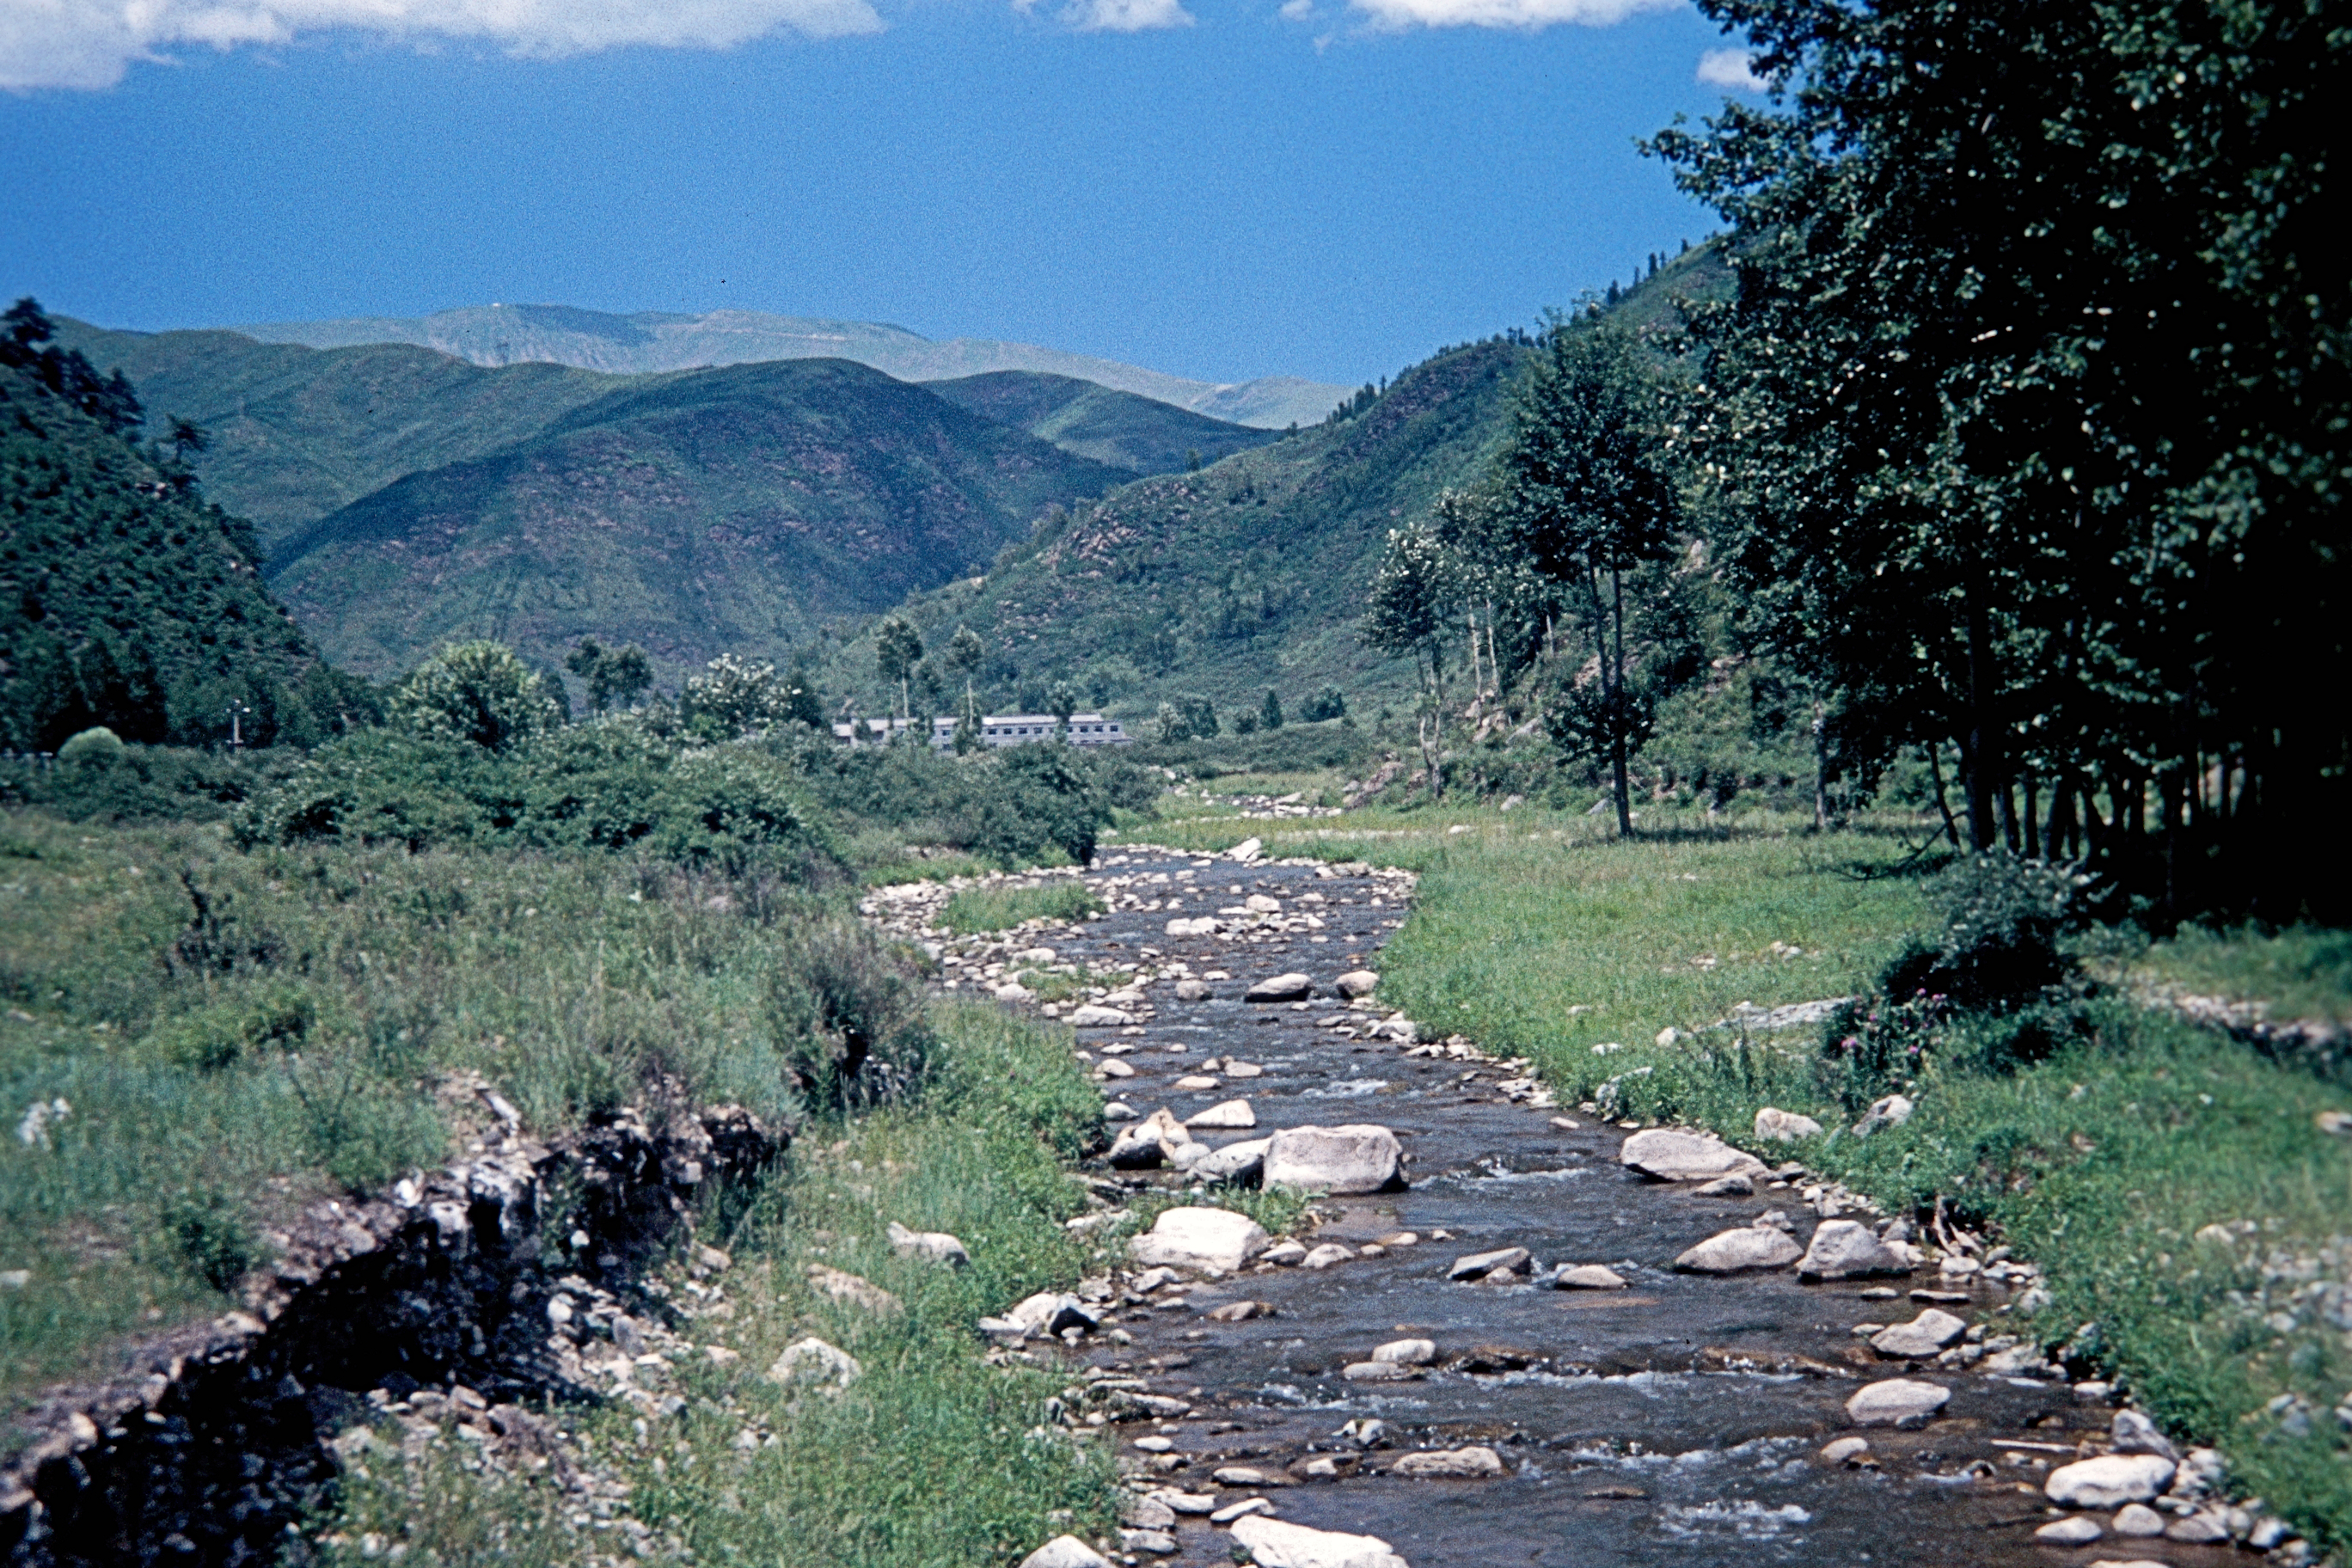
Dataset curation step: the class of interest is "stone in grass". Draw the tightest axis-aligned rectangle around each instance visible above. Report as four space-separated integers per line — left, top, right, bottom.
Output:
1798 1219 1913 1281
2043 1454 2177 1508
806 1264 902 1315
1130 1206 1270 1273
2035 1517 2104 1545
1869 1308 1969 1359
1754 1106 1825 1142
1620 1128 1769 1183
1844 1378 1951 1428
1229 1515 1409 1568
1264 1124 1405 1194
1553 1265 1628 1290
1246 973 1315 1003
1391 1446 1506 1478
885 1221 970 1268
1016 1536 1112 1568
766 1337 861 1392
1674 1225 1803 1273
1448 1246 1532 1280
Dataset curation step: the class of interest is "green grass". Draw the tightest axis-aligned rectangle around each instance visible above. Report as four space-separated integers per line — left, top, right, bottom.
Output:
324 1001 1124 1568
937 881 1104 935
1357 824 2352 1553
2138 923 2352 1026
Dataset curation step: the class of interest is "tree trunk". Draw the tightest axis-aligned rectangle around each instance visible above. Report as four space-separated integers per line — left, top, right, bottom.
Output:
1610 566 1632 837
1811 699 1829 831
1963 576 2001 851
1928 744 1963 848
2022 777 2040 857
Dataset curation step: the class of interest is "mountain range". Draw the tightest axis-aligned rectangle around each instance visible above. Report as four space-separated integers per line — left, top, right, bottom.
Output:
234 304 1349 431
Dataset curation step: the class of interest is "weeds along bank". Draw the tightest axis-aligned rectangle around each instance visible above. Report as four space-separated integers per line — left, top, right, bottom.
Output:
1130 805 2352 1555
0 767 1132 1560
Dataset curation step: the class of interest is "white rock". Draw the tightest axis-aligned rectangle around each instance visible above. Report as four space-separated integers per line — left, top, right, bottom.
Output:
994 982 1035 1001
2162 1511 2231 1544
1175 977 1214 1000
1005 1290 1099 1337
2035 1517 2104 1544
1193 1137 1271 1184
1334 971 1380 997
1187 1099 1258 1130
1228 1514 1409 1568
1852 1093 1914 1138
2111 1504 2165 1537
1447 1246 1530 1280
1014 946 1058 964
1754 1107 1824 1142
1167 917 1221 936
1229 837 1264 863
1264 1124 1404 1194
1261 1239 1308 1265
1620 1128 1768 1182
1845 1378 1951 1427
886 1221 971 1268
2110 1410 2180 1463
2045 1455 2177 1508
1819 1436 1871 1465
1390 1446 1504 1478
1302 1243 1356 1270
1017 1535 1112 1568
1246 894 1283 913
1246 973 1315 1003
1372 1338 1436 1364
1341 1360 1422 1381
1674 1225 1803 1273
1798 1219 1913 1280
1694 1173 1755 1197
1130 1206 1270 1272
766 1337 861 1391
1552 1265 1627 1290
1069 1004 1136 1027
1121 1528 1179 1556
1870 1309 1969 1358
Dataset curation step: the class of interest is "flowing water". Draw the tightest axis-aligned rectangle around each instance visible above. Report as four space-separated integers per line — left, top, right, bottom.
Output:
916 848 2244 1568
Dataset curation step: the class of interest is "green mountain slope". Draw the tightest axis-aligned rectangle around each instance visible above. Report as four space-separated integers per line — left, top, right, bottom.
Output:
233 303 1353 430
819 243 1735 725
48 320 621 554
925 371 1282 475
824 334 1529 721
0 348 316 750
263 358 1130 683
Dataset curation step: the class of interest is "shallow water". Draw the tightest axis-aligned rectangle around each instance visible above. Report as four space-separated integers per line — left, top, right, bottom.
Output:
989 851 2239 1568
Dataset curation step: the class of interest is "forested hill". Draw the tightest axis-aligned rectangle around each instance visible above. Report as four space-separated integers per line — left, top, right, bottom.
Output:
925 371 1283 476
0 317 326 751
825 334 1533 720
263 358 1132 683
49 321 633 554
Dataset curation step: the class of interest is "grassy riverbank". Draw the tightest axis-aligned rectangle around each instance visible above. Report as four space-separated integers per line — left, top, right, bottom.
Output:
326 1001 1123 1568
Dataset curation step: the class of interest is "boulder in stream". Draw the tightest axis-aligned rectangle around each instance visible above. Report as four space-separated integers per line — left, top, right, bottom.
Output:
1246 972 1315 1002
1264 1124 1404 1193
1228 1514 1410 1568
1845 1378 1951 1427
1620 1128 1768 1182
1017 1537 1112 1568
1130 1206 1269 1272
1673 1224 1803 1273
2044 1453 2177 1508
1797 1219 1913 1280
1391 1446 1505 1478
1868 1308 1968 1358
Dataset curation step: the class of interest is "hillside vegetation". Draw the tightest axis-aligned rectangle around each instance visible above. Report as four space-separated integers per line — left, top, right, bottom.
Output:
234 301 1350 428
263 358 1130 683
925 370 1281 475
0 307 352 752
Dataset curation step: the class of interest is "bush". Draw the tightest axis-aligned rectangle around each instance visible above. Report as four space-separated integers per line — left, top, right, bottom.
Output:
3 743 304 824
767 922 936 1113
162 1186 255 1292
389 640 564 752
56 726 124 770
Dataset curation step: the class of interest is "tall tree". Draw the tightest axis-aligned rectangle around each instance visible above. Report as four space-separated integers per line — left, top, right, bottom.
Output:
874 616 925 729
1492 322 1682 835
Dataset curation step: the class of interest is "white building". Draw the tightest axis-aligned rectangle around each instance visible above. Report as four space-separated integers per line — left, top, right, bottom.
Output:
928 713 1130 750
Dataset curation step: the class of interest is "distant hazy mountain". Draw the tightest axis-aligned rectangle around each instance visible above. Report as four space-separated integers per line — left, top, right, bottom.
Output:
235 303 1351 431
926 371 1282 475
262 358 1130 683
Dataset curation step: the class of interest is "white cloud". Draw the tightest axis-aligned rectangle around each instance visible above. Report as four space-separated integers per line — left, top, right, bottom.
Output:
1277 0 1314 17
1695 46 1766 90
1058 0 1196 28
2 0 884 92
1346 0 1676 30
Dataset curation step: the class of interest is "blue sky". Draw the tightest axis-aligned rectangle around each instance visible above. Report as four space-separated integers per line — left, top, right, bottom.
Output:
3 0 1759 388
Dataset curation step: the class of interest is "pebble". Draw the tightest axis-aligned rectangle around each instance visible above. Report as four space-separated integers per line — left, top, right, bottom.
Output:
1754 1106 1824 1142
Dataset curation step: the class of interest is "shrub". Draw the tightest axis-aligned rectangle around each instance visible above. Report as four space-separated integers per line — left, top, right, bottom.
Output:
768 922 936 1113
389 640 563 752
162 1186 255 1292
57 726 124 770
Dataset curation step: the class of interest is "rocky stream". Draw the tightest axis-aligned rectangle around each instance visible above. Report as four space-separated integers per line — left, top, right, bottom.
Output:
866 847 2300 1568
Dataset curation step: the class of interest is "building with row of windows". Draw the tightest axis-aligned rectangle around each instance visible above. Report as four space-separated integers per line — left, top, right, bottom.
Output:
827 714 1131 749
